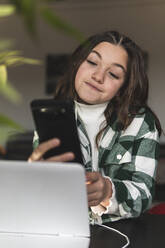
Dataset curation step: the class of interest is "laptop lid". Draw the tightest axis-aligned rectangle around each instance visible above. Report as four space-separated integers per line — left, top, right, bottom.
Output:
0 160 90 238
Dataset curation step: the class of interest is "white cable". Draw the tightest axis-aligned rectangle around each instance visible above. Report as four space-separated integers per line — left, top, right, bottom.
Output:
96 224 130 248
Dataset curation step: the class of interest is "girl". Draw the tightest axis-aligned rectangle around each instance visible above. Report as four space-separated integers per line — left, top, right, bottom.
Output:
29 31 161 223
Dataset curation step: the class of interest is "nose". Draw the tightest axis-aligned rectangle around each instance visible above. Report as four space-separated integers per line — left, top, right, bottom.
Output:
92 68 104 84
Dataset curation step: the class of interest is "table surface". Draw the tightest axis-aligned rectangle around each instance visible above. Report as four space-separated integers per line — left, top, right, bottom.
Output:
89 213 165 248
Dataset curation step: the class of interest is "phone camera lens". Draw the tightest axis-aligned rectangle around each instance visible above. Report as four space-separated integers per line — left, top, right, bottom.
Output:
41 108 47 112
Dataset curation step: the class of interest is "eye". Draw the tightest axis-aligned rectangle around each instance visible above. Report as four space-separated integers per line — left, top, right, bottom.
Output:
109 72 119 79
86 59 97 66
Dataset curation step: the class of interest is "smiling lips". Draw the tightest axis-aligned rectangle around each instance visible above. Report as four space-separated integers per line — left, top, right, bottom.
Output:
85 82 102 92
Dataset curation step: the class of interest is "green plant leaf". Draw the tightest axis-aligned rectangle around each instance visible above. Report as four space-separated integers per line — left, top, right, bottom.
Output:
0 80 22 103
40 7 85 42
0 4 16 17
0 50 41 66
10 0 37 35
0 50 21 63
4 57 41 67
0 114 25 145
0 113 24 130
0 65 7 85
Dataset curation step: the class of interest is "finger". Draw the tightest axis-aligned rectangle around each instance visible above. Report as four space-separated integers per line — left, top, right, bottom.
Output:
89 199 106 207
86 172 100 183
88 199 100 207
88 191 98 202
86 181 92 185
47 152 75 162
88 191 103 207
28 138 60 162
86 174 105 195
87 181 99 194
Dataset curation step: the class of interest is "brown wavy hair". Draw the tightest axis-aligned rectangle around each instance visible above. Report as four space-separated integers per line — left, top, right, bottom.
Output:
54 30 161 137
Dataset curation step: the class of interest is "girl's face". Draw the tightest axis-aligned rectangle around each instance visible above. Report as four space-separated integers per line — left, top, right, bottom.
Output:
75 42 128 105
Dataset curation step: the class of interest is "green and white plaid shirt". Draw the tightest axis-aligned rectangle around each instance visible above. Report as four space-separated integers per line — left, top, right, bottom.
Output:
77 107 159 223
33 107 159 223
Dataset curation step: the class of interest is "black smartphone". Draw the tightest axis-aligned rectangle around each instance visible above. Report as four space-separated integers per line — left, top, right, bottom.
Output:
30 99 83 164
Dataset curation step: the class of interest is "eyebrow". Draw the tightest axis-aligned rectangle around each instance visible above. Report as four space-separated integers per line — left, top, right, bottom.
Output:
91 50 127 74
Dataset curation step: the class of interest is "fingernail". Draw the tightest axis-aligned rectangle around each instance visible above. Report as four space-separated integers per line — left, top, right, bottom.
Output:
67 152 75 159
86 181 91 185
52 138 60 145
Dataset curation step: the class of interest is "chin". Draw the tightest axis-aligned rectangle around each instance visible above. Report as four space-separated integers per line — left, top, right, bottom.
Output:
82 98 100 105
77 92 101 105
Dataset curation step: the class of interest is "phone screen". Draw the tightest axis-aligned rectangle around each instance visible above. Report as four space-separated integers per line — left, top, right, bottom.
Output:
31 99 83 164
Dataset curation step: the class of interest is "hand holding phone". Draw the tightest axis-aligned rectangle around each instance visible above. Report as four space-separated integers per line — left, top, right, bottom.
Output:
28 138 75 162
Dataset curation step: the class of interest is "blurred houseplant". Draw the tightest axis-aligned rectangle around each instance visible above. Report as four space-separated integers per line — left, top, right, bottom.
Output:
0 0 84 154
0 3 40 154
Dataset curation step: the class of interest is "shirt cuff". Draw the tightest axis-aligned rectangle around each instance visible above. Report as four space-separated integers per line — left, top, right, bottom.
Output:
91 177 119 216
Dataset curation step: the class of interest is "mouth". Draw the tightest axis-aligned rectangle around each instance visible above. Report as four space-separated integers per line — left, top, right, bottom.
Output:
85 82 102 92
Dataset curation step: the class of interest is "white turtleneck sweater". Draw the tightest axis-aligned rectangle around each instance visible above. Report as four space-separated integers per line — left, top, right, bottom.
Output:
75 101 107 171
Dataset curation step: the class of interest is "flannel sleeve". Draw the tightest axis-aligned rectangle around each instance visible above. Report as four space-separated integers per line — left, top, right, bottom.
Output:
110 115 159 219
114 131 159 219
97 110 160 223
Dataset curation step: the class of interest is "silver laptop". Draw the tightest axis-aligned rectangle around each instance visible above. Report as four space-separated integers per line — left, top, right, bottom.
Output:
0 160 90 248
